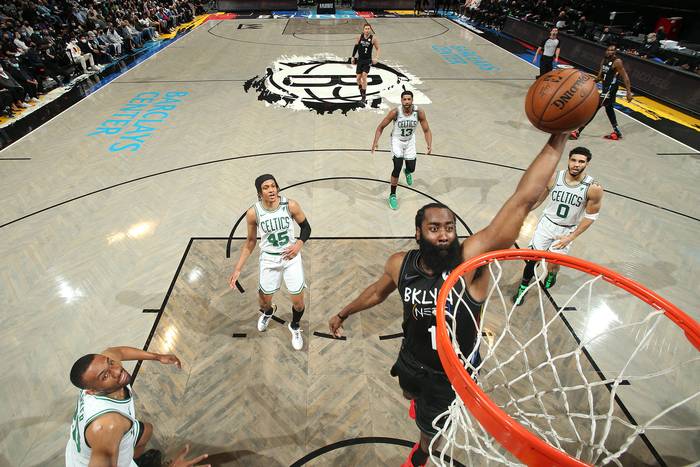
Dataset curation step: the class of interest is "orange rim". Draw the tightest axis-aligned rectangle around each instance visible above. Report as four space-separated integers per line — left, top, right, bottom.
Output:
435 249 700 466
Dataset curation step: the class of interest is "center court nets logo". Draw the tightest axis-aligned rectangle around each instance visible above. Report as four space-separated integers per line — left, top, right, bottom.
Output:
244 54 429 115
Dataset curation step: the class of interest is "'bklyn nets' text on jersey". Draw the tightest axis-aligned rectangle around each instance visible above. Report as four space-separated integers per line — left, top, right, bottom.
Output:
542 169 594 226
392 105 419 142
255 196 297 254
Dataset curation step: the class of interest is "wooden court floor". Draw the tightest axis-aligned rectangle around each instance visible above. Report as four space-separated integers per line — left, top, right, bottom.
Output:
0 17 698 466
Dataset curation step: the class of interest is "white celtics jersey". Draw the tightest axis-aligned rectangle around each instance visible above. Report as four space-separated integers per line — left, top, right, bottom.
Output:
66 385 140 467
392 105 419 142
542 170 594 227
255 196 296 254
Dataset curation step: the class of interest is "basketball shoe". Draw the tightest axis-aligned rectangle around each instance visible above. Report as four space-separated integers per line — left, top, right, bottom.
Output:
388 194 398 210
512 284 528 306
404 168 413 186
544 272 558 289
288 323 304 350
257 304 277 331
401 442 428 467
604 129 622 140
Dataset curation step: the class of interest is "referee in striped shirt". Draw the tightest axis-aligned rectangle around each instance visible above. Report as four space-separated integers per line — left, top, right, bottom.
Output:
533 27 561 78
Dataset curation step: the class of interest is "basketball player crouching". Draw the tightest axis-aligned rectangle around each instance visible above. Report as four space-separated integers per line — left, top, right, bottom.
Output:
229 174 312 350
513 146 603 305
330 134 569 466
66 346 209 467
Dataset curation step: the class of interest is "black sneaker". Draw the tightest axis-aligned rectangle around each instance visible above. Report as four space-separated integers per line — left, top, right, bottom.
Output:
512 284 528 306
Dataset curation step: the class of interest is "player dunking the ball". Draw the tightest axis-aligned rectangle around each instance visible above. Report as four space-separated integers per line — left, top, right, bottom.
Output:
372 90 432 210
351 24 380 105
330 133 569 467
229 174 312 350
513 146 603 304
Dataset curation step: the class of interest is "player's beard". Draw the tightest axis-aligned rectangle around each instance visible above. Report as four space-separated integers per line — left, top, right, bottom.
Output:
418 237 461 274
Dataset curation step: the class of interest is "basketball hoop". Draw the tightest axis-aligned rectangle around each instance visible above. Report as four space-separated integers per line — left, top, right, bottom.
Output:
433 249 700 466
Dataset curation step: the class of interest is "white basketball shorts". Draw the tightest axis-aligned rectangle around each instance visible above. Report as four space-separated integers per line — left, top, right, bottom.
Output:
258 251 306 295
529 216 576 254
391 137 417 160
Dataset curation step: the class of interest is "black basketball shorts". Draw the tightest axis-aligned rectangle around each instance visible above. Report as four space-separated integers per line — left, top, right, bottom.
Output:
356 60 371 75
390 344 455 437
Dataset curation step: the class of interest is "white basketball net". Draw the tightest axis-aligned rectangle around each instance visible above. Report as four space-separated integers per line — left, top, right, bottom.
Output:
430 258 700 467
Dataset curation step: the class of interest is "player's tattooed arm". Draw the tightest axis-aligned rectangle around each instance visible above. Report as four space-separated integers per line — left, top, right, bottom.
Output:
229 208 258 289
371 108 398 154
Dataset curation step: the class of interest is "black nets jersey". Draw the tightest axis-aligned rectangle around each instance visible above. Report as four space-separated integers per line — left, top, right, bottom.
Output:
397 249 483 371
357 34 373 61
601 57 619 89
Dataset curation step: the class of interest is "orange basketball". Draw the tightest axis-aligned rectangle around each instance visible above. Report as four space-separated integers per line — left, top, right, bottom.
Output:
525 69 599 133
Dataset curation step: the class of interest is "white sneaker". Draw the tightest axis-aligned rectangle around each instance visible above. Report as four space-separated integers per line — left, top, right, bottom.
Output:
288 323 303 350
257 304 276 332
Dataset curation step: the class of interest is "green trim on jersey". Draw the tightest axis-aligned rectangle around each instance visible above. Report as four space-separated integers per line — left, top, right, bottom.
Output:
562 171 590 189
91 393 132 404
259 284 280 295
257 198 287 214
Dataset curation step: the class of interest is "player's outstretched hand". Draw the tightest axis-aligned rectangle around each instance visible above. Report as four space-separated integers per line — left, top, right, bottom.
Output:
156 354 182 369
229 270 241 290
372 58 377 64
371 142 377 155
626 91 633 102
426 145 432 155
351 57 356 64
167 445 210 467
329 314 345 338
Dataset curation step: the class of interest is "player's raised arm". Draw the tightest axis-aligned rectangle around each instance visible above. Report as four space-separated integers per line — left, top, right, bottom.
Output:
461 133 568 294
229 208 257 289
371 108 398 154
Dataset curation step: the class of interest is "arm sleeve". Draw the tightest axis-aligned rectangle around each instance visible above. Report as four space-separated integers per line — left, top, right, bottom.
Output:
352 44 359 57
298 219 311 242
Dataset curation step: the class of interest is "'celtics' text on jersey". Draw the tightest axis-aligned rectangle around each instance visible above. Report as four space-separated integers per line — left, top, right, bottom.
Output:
542 170 594 227
254 196 297 254
392 105 419 142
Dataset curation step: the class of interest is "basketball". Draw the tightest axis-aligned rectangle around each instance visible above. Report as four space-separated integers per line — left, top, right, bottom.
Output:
525 69 599 133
